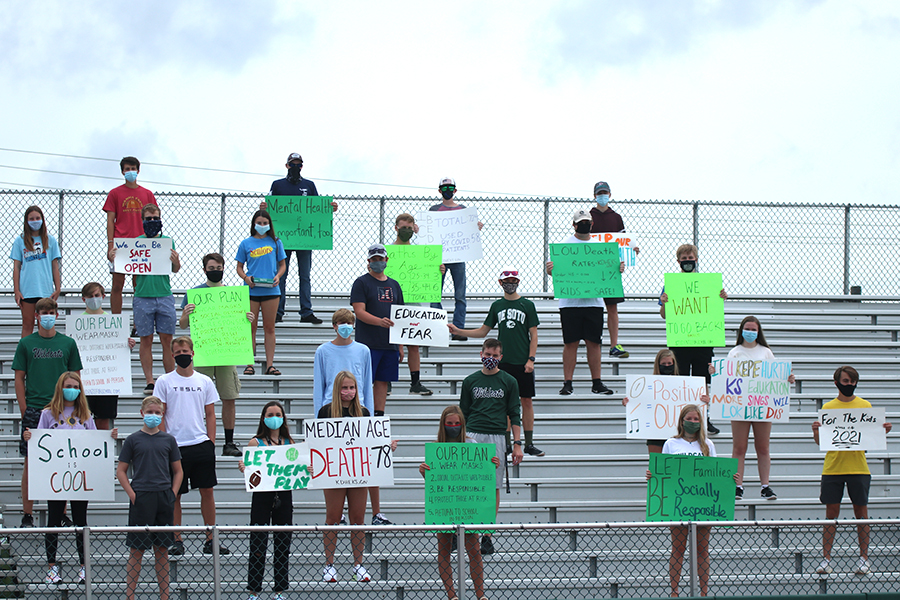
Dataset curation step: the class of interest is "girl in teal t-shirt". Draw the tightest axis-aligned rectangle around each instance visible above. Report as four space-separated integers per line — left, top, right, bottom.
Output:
10 206 61 337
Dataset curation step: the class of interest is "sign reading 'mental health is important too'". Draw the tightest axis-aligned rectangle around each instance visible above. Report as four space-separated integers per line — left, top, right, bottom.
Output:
265 195 334 250
663 272 726 347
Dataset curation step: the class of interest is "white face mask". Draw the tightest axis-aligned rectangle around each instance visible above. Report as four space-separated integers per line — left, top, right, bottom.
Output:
85 297 103 311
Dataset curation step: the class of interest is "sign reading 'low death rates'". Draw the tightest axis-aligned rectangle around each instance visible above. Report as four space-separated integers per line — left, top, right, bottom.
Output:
389 306 450 347
187 286 253 367
304 417 394 489
384 245 443 303
424 443 497 525
549 242 624 298
625 375 708 440
646 454 737 522
243 443 311 492
663 272 726 347
416 207 482 263
710 358 792 422
265 195 334 250
28 430 116 501
67 312 132 395
819 407 886 451
113 237 173 275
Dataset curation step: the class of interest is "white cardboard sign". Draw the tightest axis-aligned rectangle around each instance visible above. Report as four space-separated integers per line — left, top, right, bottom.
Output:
389 306 450 347
304 417 394 489
28 430 116 501
416 207 483 263
709 358 792 423
819 407 886 451
242 443 311 492
112 237 173 275
589 232 637 266
66 313 132 395
625 375 708 439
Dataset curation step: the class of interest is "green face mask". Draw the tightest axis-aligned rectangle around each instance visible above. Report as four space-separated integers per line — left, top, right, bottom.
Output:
683 421 701 435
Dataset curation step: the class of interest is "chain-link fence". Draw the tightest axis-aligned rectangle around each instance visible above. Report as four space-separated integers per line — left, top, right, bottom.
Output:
2 520 899 599
2 190 899 298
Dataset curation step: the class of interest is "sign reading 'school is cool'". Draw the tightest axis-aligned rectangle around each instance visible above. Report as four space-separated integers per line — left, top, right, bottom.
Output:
28 430 116 501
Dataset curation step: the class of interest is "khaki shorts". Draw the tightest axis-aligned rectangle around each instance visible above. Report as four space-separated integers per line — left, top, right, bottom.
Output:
196 365 241 400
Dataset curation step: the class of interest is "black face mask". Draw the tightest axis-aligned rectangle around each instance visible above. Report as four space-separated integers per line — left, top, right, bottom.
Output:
440 189 455 200
206 270 224 283
174 353 193 369
287 163 302 183
397 227 414 242
680 260 697 273
836 381 857 397
444 425 462 438
659 364 676 375
575 221 592 234
143 219 162 238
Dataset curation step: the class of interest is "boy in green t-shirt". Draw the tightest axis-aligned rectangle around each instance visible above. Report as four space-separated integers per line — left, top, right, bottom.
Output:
811 366 892 576
451 267 542 456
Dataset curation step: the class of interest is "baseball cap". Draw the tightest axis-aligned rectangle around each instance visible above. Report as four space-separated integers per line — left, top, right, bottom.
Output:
593 181 610 196
572 209 592 223
438 177 456 188
498 267 521 281
286 152 303 163
367 244 388 259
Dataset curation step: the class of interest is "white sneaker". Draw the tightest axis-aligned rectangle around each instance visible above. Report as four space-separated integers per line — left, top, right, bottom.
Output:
353 564 371 582
323 564 337 582
44 565 62 584
248 595 259 600
77 566 85 583
856 557 871 575
816 559 832 574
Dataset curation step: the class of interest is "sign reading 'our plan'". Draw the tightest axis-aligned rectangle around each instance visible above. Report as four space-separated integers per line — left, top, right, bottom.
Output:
66 312 132 395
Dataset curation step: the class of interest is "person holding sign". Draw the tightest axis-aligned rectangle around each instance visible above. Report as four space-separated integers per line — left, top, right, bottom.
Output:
237 401 295 600
546 209 623 395
23 372 117 584
419 406 497 600
450 267 544 457
10 205 61 337
313 309 374 416
236 210 287 377
811 366 892 576
659 244 727 435
589 181 639 359
131 204 181 395
180 252 252 457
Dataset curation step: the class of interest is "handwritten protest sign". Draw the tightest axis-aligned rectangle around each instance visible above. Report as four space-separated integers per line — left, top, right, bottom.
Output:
187 286 253 367
549 242 624 298
28 430 116 501
242 443 311 492
384 245 443 303
663 273 726 347
625 375 708 439
819 407 886 451
66 313 132 395
424 443 496 525
416 207 482 263
389 306 449 347
304 417 394 489
265 195 333 250
646 454 737 522
113 237 173 275
590 232 637 267
709 358 792 422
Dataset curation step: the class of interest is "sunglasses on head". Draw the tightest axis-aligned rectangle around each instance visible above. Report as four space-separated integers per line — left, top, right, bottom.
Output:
501 270 519 277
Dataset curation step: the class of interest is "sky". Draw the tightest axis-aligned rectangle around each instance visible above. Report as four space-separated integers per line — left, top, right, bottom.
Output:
1 0 899 203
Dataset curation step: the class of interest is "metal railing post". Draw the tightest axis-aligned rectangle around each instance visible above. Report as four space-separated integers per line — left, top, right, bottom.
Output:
688 522 699 597
83 526 92 600
692 202 699 247
212 527 222 600
457 525 467 600
219 193 227 256
843 204 851 295
57 190 65 254
543 199 550 293
379 197 386 244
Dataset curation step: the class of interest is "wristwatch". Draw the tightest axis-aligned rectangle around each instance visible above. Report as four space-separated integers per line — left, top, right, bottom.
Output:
513 441 523 446
528 356 536 362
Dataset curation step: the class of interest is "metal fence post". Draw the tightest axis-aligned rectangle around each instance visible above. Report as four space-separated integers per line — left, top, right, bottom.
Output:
688 522 699 597
83 526 92 600
212 527 222 600
379 197 386 244
692 202 699 247
58 191 65 252
219 193 227 256
843 204 851 295
543 199 550 293
457 525 467 600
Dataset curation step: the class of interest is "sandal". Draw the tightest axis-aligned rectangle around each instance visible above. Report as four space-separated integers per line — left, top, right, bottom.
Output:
243 365 255 375
265 365 281 376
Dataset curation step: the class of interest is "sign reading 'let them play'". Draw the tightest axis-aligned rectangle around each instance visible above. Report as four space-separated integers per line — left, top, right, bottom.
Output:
663 273 726 347
243 443 311 492
265 195 334 250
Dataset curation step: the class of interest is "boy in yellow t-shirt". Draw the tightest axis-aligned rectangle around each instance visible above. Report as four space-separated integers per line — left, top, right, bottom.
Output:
811 366 892 576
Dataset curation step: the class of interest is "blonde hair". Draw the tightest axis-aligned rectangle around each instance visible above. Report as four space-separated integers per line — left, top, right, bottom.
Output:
330 371 364 418
332 308 355 326
676 244 699 260
674 404 709 456
395 213 415 226
436 405 467 443
141 396 165 412
45 372 91 425
652 349 679 375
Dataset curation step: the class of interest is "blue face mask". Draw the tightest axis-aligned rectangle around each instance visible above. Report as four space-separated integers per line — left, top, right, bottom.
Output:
28 220 43 231
595 194 610 207
264 416 284 430
337 324 354 339
124 171 138 183
255 224 270 235
62 388 80 402
39 315 56 330
742 329 758 343
143 414 163 428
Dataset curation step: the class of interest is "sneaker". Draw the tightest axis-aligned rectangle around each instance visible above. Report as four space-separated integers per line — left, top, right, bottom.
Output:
856 557 871 575
273 594 285 600
77 566 85 583
735 486 744 500
706 418 720 436
451 334 468 342
372 513 392 525
44 565 62 584
144 382 155 396
169 540 185 556
409 381 433 395
300 314 323 324
559 381 574 395
60 514 74 527
20 514 33 528
761 486 777 500
591 381 613 395
816 559 832 574
203 538 231 555
609 344 630 358
480 536 495 555
222 442 242 457
387 382 392 396
248 595 260 600
323 564 337 582
524 444 545 457
274 314 283 323
352 564 371 582
339 513 348 526
450 535 458 552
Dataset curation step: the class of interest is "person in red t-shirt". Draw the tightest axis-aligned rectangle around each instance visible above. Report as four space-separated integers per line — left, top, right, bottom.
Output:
103 157 158 314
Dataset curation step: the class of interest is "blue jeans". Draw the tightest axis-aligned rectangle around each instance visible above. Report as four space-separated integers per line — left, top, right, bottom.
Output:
278 249 313 318
431 262 466 328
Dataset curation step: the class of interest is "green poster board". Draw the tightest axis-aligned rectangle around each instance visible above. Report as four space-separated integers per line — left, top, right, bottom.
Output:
187 286 253 367
663 272 726 347
265 195 333 250
646 454 737 522
384 244 443 303
425 443 496 525
549 242 624 298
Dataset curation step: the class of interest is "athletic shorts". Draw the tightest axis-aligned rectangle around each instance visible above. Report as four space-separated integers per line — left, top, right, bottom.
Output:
21 297 41 305
87 395 118 420
499 362 535 398
133 295 177 337
19 406 41 457
820 474 871 506
560 307 605 345
468 432 506 489
249 294 279 303
371 348 400 383
177 440 218 495
196 365 241 400
603 297 624 306
646 439 666 448
127 489 176 549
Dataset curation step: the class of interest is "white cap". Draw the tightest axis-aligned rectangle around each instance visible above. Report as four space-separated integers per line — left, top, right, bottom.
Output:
498 267 521 281
572 209 592 223
438 177 456 188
